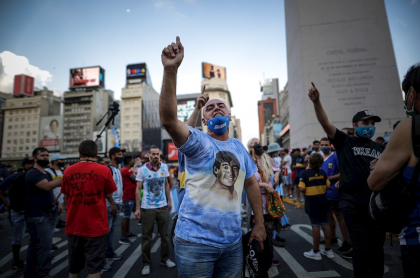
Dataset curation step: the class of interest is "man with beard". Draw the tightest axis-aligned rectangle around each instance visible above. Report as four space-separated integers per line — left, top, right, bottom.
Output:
24 147 62 278
134 145 174 275
159 36 265 278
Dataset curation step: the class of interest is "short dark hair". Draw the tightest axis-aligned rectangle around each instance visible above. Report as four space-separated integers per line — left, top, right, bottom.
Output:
376 136 385 142
313 140 320 145
79 140 98 158
309 153 324 170
50 119 58 127
342 127 355 135
320 137 330 144
32 147 48 158
213 151 240 177
402 63 420 96
149 145 159 152
283 148 289 154
124 155 133 165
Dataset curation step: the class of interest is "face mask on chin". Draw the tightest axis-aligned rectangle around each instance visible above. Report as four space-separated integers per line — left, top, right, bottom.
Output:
36 159 50 168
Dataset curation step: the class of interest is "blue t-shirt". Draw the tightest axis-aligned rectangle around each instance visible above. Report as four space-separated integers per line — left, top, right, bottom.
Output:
399 166 420 246
321 154 340 201
295 155 306 178
25 168 54 217
175 127 257 247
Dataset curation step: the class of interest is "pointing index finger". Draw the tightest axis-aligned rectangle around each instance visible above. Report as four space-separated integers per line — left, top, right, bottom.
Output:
311 82 316 89
176 36 184 50
201 85 206 94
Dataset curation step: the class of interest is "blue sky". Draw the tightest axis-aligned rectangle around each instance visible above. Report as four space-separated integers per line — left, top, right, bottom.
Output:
0 0 419 145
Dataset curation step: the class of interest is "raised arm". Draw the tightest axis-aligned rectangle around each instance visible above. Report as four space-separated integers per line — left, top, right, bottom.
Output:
159 36 191 147
308 82 337 139
186 86 208 128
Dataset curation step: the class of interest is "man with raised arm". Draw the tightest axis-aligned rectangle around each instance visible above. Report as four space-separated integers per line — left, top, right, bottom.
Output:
159 36 266 278
308 82 385 278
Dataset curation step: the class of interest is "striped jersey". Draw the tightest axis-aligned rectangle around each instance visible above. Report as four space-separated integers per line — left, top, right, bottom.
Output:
299 168 330 216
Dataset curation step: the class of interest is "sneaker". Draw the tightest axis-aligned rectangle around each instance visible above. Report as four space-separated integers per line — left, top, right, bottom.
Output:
11 260 24 270
341 250 353 259
54 228 60 233
320 248 335 258
299 197 305 202
126 233 139 239
288 194 293 198
103 264 111 272
119 237 132 245
276 236 286 243
281 224 291 231
303 249 322 260
272 258 280 266
320 237 338 246
106 253 123 260
51 244 58 250
337 241 352 254
142 265 150 275
160 259 176 268
272 240 285 247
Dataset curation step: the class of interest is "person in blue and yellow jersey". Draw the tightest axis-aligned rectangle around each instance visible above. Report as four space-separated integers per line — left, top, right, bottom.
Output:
299 153 334 261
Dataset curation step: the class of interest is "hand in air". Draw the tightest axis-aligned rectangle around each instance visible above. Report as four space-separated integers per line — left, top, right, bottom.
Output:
196 86 209 109
308 82 320 103
161 36 184 69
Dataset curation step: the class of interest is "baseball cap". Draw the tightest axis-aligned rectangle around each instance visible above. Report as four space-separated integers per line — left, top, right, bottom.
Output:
50 154 66 161
109 147 126 157
352 110 381 123
22 157 34 165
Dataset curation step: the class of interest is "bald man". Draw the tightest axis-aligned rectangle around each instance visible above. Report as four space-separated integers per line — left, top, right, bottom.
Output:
159 36 266 278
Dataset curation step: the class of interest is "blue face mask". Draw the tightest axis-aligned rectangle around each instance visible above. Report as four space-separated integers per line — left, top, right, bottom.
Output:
206 116 230 135
115 157 124 164
321 147 331 154
356 126 376 139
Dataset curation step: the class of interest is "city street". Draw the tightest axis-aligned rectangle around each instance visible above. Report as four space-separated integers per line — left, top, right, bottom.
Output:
0 201 404 278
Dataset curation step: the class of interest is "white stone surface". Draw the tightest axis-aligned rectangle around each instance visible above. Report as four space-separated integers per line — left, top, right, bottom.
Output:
285 0 406 147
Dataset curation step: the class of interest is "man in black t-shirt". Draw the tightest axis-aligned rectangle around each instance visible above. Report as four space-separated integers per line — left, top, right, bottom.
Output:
308 82 385 278
25 147 62 278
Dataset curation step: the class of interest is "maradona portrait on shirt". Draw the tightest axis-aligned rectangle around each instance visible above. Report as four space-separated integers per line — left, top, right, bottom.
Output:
209 151 240 201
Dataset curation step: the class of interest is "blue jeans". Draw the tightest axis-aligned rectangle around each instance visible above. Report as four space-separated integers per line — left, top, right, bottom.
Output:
25 216 53 278
11 210 25 245
106 204 121 257
174 235 242 278
123 200 135 219
51 204 58 233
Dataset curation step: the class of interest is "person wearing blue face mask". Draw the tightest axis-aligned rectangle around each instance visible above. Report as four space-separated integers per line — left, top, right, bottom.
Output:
103 147 125 271
308 82 385 278
159 36 265 278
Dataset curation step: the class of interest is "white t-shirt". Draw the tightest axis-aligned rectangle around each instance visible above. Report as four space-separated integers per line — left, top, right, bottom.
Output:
136 162 170 209
282 155 292 174
45 168 64 204
273 157 282 166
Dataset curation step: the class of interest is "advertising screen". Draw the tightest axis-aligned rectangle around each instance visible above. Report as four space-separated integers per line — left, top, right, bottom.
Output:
127 63 147 80
69 66 104 89
163 140 179 163
177 99 196 122
202 62 227 80
13 74 34 97
39 116 62 152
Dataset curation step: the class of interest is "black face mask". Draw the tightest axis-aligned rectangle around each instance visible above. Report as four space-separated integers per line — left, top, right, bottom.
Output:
57 162 65 168
36 160 50 168
313 147 320 151
253 144 264 156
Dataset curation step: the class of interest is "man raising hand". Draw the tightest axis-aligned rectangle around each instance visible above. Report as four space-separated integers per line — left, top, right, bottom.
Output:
160 36 266 278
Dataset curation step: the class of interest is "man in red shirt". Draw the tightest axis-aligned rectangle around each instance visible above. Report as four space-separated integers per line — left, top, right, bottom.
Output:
61 140 117 278
120 155 139 243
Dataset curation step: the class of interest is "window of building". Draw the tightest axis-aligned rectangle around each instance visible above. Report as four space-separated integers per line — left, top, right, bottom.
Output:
25 146 29 150
27 123 31 128
124 132 130 137
9 118 13 122
21 117 25 121
14 124 18 129
125 100 131 105
13 147 16 152
26 138 30 143
27 131 31 137
133 107 140 112
6 147 10 151
8 125 12 129
133 131 139 136
7 140 11 144
19 139 24 144
125 108 130 112
21 124 24 128
32 138 36 142
33 123 37 128
29 109 32 113
124 116 130 120
19 146 23 151
133 100 139 104
15 118 19 122
133 115 139 120
133 123 140 128
10 111 13 115
125 92 131 96
32 131 36 135
125 124 130 128
20 132 24 136
13 139 17 144
133 91 139 95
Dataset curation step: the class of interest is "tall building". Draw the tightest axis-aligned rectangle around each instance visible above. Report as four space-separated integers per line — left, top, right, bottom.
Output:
120 82 160 153
279 83 290 148
0 91 13 158
285 0 405 147
62 89 114 156
1 87 61 160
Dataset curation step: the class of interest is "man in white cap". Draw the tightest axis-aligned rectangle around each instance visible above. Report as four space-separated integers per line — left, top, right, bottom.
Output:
45 154 65 250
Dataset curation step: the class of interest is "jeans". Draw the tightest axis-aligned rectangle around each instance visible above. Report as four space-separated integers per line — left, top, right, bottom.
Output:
24 216 53 278
11 210 25 245
401 245 420 278
51 204 58 233
142 207 170 265
342 207 385 278
174 235 242 278
106 204 121 257
123 200 135 219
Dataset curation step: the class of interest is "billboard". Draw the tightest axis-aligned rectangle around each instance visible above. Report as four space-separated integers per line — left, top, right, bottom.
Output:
202 62 227 80
13 74 34 97
127 63 147 81
163 140 179 163
40 116 62 152
69 66 105 89
177 99 196 122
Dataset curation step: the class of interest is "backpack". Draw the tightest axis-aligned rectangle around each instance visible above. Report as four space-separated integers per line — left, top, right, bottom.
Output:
8 172 28 213
369 115 420 234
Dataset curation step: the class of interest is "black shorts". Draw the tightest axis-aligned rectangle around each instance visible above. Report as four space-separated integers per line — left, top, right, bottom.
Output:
328 201 340 212
68 233 108 274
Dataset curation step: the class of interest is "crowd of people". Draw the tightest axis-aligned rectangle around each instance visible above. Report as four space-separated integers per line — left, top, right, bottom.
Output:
0 36 419 278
